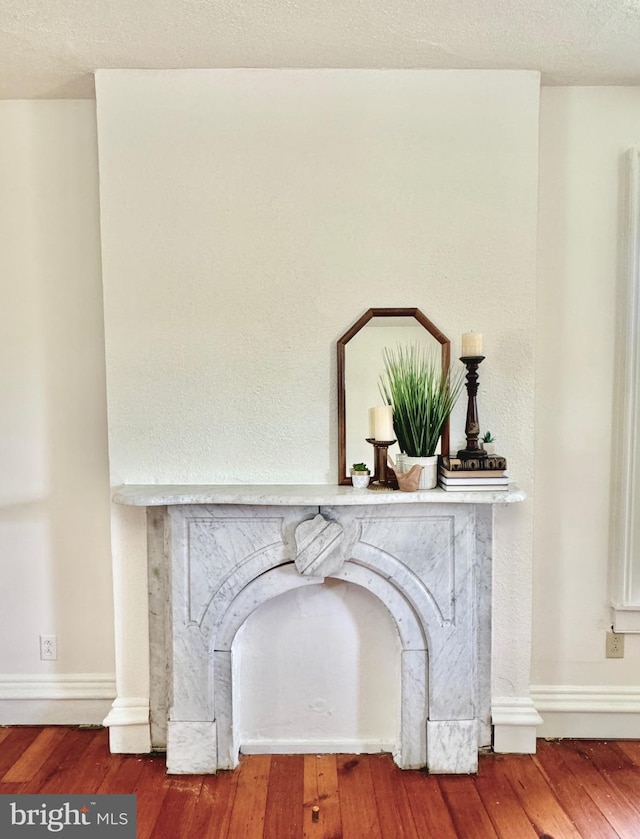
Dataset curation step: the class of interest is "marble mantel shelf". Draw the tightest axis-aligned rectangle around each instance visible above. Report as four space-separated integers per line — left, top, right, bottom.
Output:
112 483 525 507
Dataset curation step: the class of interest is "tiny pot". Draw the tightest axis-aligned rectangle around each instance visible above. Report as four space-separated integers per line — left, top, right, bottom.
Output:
483 442 497 455
350 470 371 489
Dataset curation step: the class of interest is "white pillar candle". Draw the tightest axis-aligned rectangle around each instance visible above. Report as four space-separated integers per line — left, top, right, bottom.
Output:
373 405 394 441
461 331 483 357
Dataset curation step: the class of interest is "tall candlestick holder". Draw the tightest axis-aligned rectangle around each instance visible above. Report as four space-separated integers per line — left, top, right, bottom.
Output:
366 438 397 489
457 355 487 460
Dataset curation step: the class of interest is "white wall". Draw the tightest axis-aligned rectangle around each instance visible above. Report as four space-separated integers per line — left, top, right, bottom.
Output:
0 101 115 722
96 70 539 491
96 69 540 747
533 87 640 735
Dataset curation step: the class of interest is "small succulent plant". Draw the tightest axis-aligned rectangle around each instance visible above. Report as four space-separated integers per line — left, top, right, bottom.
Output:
351 462 370 472
482 431 495 443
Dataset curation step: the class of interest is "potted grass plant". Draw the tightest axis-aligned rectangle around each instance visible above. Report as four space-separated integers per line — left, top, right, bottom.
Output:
379 343 464 489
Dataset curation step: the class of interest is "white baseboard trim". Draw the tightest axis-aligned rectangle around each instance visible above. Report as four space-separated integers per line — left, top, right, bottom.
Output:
0 673 116 700
492 696 543 754
0 673 116 725
531 684 640 739
241 739 395 755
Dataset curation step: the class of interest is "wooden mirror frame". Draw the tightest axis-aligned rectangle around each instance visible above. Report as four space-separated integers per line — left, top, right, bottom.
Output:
337 307 452 485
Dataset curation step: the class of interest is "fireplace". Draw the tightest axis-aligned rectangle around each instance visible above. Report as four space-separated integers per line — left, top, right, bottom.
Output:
126 484 524 774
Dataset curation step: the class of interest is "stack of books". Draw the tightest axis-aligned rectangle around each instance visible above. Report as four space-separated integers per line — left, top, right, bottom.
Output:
438 455 509 492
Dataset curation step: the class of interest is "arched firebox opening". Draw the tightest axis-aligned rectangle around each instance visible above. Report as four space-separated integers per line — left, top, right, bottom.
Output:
233 579 402 758
211 562 429 770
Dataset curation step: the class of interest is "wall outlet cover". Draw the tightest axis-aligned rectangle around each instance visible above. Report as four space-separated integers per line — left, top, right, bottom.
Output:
40 635 57 661
606 630 624 659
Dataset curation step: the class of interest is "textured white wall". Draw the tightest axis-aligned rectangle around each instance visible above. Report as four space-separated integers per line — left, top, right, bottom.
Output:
534 87 640 687
0 102 114 682
96 70 538 483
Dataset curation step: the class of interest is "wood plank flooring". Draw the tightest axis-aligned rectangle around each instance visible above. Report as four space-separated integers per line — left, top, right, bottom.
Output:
1 727 640 837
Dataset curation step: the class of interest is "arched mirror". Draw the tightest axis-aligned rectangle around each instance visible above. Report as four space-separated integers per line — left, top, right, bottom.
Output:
337 308 451 485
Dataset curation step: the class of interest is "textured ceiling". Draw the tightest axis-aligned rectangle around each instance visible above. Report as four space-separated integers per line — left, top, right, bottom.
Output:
1 0 640 99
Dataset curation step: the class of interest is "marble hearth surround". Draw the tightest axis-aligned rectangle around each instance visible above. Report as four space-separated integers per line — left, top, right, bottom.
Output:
112 484 525 775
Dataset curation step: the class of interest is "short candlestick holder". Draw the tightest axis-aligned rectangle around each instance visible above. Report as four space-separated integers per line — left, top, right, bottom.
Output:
457 355 487 460
366 438 398 489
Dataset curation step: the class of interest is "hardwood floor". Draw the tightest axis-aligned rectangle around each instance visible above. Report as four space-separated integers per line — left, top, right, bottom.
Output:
1 727 640 837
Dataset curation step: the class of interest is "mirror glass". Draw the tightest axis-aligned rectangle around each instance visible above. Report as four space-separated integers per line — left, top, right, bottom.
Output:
338 309 451 484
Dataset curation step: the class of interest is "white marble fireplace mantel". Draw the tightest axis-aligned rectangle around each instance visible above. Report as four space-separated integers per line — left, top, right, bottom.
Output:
112 483 525 507
107 483 527 775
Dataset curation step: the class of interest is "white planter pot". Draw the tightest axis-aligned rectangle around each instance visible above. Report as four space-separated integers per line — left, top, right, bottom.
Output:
351 472 371 489
402 455 438 489
483 442 496 455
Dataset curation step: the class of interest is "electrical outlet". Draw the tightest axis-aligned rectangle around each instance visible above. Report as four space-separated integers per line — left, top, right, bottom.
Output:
606 630 624 659
40 635 57 661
